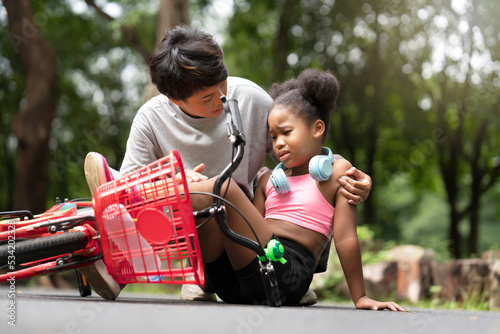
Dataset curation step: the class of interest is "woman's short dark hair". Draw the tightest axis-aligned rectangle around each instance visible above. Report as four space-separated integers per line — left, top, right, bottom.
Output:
149 25 229 101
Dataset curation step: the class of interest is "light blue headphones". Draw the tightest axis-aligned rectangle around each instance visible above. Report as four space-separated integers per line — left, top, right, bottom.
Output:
270 146 334 195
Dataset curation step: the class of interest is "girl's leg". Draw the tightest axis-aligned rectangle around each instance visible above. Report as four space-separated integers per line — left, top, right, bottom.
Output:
188 177 274 270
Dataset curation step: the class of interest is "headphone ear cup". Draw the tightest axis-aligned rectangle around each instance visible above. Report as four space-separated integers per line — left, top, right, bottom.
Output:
270 164 291 195
309 155 333 182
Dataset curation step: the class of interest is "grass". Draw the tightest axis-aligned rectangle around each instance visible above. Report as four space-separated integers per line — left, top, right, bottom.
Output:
321 285 495 312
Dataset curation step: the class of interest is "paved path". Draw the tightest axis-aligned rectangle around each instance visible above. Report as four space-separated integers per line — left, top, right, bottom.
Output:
1 287 499 333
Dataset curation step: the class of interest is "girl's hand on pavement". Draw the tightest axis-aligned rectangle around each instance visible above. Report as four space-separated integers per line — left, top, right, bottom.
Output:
355 296 405 312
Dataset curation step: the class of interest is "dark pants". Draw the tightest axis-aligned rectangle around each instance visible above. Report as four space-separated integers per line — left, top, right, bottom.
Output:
203 237 317 306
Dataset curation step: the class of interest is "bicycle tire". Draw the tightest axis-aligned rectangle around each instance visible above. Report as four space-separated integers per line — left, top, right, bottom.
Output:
0 232 89 266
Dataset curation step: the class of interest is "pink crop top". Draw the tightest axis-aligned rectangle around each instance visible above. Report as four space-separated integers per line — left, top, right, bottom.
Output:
265 174 334 239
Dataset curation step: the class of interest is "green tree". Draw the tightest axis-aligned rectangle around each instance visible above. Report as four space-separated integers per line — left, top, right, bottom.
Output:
224 0 424 230
0 0 191 212
222 0 500 258
3 0 58 213
397 0 500 257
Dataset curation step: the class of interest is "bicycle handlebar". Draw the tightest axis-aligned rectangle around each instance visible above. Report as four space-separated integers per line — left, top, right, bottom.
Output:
213 96 281 307
213 144 266 258
213 97 264 258
222 96 246 145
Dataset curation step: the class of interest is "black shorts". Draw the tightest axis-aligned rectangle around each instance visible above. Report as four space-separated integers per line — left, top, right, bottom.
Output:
203 237 317 306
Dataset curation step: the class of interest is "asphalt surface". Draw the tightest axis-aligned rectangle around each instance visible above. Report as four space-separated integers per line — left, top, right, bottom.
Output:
1 286 499 334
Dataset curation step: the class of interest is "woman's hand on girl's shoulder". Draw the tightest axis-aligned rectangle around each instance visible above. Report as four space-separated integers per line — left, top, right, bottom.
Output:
332 157 371 205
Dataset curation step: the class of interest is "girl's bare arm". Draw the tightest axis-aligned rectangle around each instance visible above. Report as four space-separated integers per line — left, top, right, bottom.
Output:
332 162 404 311
252 171 271 217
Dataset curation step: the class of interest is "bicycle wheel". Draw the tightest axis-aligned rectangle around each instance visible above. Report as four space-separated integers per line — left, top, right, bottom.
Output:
0 232 89 266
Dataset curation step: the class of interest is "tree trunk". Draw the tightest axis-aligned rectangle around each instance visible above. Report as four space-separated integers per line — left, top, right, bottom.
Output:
0 116 15 210
448 205 462 259
272 0 293 83
446 113 462 259
435 80 464 259
467 120 488 256
468 199 480 257
4 0 58 213
444 132 463 260
362 16 384 226
156 0 189 43
143 0 190 102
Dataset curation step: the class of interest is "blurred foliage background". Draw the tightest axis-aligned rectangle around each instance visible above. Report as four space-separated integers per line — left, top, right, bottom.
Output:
1 0 499 259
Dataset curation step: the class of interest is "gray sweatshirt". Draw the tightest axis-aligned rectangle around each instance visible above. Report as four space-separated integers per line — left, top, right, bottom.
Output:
120 77 274 198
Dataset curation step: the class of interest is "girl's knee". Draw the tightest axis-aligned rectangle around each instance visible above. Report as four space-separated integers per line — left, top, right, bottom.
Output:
188 176 246 210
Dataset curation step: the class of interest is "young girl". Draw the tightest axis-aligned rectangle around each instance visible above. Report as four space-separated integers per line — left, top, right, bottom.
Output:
186 68 404 310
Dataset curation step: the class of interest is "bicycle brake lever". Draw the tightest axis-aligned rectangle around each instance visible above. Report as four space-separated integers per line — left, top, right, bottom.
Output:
36 215 96 233
192 206 217 219
0 210 34 221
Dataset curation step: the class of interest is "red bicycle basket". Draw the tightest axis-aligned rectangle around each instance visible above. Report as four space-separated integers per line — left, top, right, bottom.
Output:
93 150 204 286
